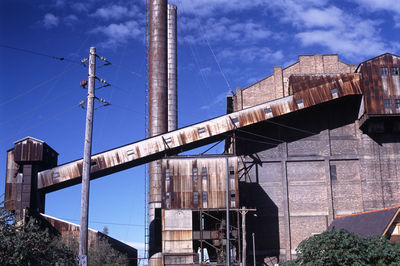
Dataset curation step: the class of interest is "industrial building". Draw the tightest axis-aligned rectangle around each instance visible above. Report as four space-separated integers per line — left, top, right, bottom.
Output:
4 0 400 265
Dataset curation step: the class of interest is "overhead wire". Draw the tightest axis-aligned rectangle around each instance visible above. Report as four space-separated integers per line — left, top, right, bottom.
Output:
0 44 82 65
0 64 79 107
57 217 144 227
0 86 81 126
0 104 78 144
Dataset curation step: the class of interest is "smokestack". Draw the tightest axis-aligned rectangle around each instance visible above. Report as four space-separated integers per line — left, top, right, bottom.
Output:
148 0 167 264
167 4 177 131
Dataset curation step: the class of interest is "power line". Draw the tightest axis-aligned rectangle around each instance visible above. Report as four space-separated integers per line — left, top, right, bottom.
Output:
0 86 80 126
58 217 144 227
0 44 82 65
0 104 78 144
0 65 79 107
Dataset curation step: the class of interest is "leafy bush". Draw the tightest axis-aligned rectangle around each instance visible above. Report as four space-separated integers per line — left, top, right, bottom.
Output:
281 229 400 265
0 199 76 265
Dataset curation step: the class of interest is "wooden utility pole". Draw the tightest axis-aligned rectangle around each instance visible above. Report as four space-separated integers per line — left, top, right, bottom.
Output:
239 207 256 266
225 157 230 266
79 47 96 266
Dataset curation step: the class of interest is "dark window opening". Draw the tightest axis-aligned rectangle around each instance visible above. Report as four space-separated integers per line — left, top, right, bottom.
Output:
384 99 392 108
330 165 337 180
391 67 399 75
202 167 207 181
202 192 208 203
395 99 400 108
229 166 235 177
232 117 239 125
230 191 235 202
381 67 388 75
193 192 198 204
264 107 272 115
193 167 198 181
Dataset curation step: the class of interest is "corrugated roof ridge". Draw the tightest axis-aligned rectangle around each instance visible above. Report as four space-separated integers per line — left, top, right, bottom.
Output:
335 204 400 219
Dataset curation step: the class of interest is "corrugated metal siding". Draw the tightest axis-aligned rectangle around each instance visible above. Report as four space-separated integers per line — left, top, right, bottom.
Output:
358 54 400 115
37 81 361 192
161 157 238 209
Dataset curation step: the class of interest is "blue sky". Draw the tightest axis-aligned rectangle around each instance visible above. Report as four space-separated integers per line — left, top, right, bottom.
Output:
1 0 399 260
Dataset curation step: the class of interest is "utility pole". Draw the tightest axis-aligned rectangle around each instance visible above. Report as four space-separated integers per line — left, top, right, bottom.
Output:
79 47 96 266
239 207 256 266
225 157 230 266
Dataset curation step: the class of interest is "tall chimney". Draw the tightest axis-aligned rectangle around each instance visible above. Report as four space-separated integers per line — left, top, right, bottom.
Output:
167 4 177 131
148 0 167 264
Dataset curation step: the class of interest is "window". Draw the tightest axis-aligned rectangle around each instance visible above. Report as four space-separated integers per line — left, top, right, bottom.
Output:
330 165 337 180
202 167 207 181
229 166 235 177
296 98 304 109
264 107 272 117
193 192 199 204
198 127 206 134
165 168 170 181
202 192 208 203
193 167 198 181
391 67 399 75
232 117 239 126
381 67 388 75
331 88 339 98
395 99 400 108
384 99 392 108
165 192 170 205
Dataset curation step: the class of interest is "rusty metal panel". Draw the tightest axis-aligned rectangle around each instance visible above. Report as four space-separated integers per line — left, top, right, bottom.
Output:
357 53 400 115
5 149 19 211
162 209 192 255
13 136 58 166
161 157 239 209
289 74 361 108
37 82 361 192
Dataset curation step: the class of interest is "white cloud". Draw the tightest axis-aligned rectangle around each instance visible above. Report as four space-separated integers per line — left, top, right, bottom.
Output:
64 14 78 26
92 5 139 20
91 20 143 48
170 0 266 17
353 0 400 14
71 2 90 12
265 0 398 59
43 13 59 29
180 17 273 45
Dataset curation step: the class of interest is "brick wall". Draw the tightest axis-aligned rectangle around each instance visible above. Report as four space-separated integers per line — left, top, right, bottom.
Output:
234 54 357 110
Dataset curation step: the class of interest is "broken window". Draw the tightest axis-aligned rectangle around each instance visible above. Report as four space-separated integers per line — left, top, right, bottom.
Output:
391 67 399 75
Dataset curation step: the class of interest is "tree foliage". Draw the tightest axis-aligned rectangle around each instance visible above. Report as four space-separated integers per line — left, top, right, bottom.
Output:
281 229 400 265
0 199 76 265
1 198 129 265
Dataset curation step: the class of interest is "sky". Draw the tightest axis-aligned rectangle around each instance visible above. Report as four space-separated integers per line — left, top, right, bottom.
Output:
1 0 400 262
